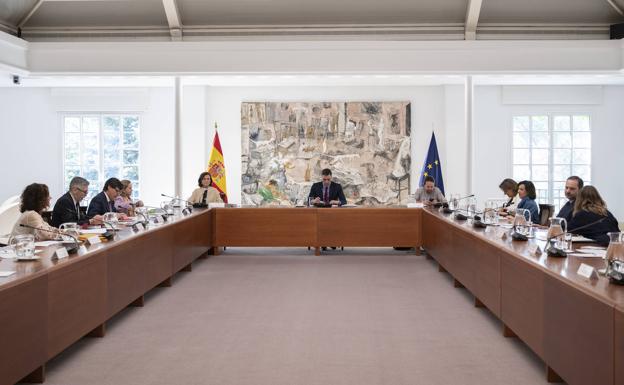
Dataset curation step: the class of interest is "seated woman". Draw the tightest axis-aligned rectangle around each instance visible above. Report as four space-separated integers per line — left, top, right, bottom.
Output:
114 179 144 215
516 180 539 224
498 178 519 216
568 186 620 246
11 183 59 241
188 172 223 205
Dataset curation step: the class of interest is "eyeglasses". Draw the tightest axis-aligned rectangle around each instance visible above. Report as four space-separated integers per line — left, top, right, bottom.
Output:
75 187 88 195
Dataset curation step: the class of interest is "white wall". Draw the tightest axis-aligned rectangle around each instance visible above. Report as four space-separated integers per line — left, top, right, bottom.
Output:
474 85 624 220
0 87 175 207
203 85 466 204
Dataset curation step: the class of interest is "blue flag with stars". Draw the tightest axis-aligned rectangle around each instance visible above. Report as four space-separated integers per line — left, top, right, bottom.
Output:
419 132 444 195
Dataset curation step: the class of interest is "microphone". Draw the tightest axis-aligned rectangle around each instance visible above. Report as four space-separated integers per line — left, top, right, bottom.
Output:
161 194 193 209
96 222 116 240
19 224 80 254
443 194 475 214
544 217 606 258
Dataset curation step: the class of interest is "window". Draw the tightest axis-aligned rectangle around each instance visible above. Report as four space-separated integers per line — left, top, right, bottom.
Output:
512 114 591 212
63 114 140 202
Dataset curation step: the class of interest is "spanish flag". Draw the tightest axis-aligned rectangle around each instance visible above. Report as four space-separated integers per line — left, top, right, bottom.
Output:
208 124 228 203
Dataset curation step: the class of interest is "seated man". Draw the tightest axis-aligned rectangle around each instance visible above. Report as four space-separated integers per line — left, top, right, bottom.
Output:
87 177 126 218
556 176 583 222
52 176 102 227
414 176 447 206
308 168 347 206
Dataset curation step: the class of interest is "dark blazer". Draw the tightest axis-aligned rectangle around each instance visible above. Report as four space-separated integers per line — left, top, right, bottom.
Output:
556 200 575 223
308 181 347 205
568 209 620 246
51 192 89 227
87 191 116 218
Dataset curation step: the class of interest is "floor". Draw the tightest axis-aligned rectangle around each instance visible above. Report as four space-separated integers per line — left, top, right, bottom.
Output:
39 248 549 385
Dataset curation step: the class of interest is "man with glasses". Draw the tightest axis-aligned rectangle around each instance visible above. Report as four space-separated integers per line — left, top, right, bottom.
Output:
51 176 103 227
87 177 127 219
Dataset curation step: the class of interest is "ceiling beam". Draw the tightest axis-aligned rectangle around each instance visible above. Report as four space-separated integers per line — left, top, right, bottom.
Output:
606 0 624 16
162 0 182 41
464 0 483 40
18 0 44 28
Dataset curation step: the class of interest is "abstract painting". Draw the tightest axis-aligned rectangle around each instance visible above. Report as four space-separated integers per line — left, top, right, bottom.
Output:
241 101 411 206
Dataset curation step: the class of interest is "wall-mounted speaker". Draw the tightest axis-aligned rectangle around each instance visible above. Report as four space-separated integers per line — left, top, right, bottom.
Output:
611 23 624 40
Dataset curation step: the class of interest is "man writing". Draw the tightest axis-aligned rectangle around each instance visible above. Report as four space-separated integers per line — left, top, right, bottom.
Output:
51 176 103 227
556 176 583 222
308 168 347 206
414 175 447 206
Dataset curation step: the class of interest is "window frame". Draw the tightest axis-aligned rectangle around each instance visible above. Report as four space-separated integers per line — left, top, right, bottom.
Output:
508 110 592 211
61 112 142 203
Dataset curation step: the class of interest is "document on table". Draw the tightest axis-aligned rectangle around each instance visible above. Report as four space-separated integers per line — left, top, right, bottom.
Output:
0 271 16 277
79 228 107 234
569 248 606 258
34 240 62 247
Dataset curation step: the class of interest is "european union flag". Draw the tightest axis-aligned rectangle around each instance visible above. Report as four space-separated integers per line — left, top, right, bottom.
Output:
419 132 444 195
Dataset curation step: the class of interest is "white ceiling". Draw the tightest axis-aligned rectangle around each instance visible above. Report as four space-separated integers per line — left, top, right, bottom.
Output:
2 73 624 88
0 0 623 41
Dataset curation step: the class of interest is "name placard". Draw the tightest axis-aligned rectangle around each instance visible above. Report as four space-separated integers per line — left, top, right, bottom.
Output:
54 247 69 259
87 236 101 245
577 263 598 280
209 203 226 208
528 244 542 257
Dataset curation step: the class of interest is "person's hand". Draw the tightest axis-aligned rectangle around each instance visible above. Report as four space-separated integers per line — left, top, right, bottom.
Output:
312 197 321 204
117 213 129 221
423 200 433 207
329 200 340 206
90 215 103 225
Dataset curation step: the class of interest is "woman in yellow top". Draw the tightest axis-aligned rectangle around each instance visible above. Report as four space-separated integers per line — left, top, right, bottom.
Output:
188 172 223 205
11 183 59 241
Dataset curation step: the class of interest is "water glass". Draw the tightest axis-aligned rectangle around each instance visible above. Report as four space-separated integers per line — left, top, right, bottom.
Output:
59 222 80 242
103 212 118 226
12 234 35 258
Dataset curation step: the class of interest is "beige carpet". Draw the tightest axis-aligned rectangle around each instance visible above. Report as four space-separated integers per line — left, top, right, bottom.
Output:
39 248 549 385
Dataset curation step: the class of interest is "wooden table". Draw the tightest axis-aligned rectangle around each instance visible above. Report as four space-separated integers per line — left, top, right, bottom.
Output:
422 208 624 385
0 208 212 385
212 207 422 254
2 206 623 385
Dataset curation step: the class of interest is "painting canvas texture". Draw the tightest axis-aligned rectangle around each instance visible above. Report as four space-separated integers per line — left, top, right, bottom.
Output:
241 102 411 206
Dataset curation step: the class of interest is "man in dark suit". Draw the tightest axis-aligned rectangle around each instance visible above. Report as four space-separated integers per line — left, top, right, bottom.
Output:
556 176 583 222
52 176 103 227
308 168 347 206
87 177 125 218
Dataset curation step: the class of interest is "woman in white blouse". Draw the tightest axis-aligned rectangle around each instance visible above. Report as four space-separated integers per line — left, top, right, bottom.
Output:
188 172 223 205
11 183 59 241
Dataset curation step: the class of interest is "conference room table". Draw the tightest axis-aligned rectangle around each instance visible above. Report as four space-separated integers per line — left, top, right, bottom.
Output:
0 206 623 385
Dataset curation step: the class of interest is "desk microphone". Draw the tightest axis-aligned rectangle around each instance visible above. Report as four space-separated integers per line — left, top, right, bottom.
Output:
544 217 606 258
101 222 117 240
161 194 193 210
443 194 475 214
19 224 80 254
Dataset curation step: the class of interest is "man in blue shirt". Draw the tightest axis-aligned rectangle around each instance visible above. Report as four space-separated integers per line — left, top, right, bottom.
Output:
556 176 583 222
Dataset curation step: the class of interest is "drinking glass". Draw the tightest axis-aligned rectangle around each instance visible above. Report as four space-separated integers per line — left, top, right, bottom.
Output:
103 212 118 227
11 234 35 259
59 222 80 242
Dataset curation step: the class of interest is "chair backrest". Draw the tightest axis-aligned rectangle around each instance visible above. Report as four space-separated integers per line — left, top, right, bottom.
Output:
538 203 555 226
0 195 20 210
0 202 21 237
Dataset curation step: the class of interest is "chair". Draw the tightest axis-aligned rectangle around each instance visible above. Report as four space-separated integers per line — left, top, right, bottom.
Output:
0 202 21 238
0 195 19 210
538 204 555 226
